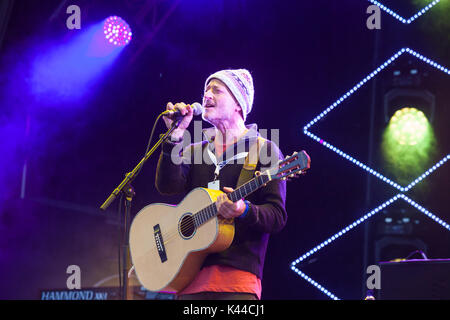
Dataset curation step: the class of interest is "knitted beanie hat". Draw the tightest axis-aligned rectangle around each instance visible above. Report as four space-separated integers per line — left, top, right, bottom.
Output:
204 69 254 121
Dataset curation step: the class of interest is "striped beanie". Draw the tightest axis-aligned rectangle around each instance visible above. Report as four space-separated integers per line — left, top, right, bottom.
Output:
205 69 254 121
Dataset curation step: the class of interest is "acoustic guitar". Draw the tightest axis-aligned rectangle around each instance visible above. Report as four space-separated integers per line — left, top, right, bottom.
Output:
129 150 310 292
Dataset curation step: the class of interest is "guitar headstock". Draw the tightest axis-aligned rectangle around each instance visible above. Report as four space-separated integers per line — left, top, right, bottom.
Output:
267 150 311 181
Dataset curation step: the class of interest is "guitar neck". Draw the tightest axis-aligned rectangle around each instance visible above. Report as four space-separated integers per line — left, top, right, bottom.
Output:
193 173 271 227
229 173 271 202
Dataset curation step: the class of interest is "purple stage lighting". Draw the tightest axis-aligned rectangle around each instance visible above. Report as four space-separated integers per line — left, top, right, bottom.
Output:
103 16 132 46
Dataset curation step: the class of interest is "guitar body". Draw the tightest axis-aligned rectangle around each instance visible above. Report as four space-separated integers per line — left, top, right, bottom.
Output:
129 187 235 293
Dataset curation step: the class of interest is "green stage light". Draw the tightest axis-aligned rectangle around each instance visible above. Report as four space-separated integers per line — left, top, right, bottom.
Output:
382 107 437 185
389 108 428 146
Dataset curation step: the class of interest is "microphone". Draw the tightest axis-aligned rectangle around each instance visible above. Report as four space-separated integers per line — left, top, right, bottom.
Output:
161 102 204 118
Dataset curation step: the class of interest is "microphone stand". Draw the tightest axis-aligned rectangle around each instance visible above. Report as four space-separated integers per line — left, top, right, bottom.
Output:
100 117 181 300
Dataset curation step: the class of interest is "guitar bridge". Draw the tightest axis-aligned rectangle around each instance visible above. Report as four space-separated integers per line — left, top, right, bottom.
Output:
153 224 167 263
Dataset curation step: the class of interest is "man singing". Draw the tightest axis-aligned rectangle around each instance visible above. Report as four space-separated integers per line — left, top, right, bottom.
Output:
156 69 287 300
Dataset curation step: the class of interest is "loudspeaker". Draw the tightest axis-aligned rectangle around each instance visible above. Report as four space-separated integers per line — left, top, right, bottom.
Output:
378 259 450 300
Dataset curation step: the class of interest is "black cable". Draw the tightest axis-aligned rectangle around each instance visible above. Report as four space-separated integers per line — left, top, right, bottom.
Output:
405 249 428 260
145 113 165 155
135 113 165 177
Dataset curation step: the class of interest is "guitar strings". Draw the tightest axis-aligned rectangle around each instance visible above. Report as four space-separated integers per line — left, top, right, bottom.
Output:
156 192 242 247
148 202 217 250
149 176 266 249
155 191 241 248
160 177 264 246
160 191 229 244
158 205 218 247
159 184 246 245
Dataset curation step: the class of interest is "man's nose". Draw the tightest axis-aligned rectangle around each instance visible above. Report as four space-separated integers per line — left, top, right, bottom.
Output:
204 89 213 98
203 90 214 102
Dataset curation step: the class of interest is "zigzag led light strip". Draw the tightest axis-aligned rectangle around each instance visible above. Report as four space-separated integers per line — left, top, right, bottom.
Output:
303 47 450 192
290 194 450 300
367 0 441 24
296 47 450 299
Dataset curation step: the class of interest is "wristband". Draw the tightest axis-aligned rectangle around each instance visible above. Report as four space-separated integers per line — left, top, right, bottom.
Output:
240 200 250 218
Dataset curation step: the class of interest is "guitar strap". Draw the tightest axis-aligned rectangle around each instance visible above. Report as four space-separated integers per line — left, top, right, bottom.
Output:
236 136 267 189
189 136 267 190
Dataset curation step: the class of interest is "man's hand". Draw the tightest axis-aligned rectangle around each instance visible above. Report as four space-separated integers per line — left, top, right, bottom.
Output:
216 187 246 219
163 102 194 140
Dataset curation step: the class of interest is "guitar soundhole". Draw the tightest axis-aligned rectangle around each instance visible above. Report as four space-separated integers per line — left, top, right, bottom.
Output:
179 213 196 239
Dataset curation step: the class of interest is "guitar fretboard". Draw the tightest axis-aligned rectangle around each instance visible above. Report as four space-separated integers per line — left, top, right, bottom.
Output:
193 174 271 227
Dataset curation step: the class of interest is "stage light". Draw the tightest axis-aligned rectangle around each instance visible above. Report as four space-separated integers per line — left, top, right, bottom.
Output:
30 21 124 103
388 107 429 146
382 109 437 186
103 16 132 47
381 64 437 186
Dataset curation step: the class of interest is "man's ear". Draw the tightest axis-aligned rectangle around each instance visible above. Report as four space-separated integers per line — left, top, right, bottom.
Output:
237 105 244 120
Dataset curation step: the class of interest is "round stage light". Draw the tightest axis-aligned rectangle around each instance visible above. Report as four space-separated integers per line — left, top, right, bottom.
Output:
103 16 132 46
382 106 437 186
389 107 428 146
